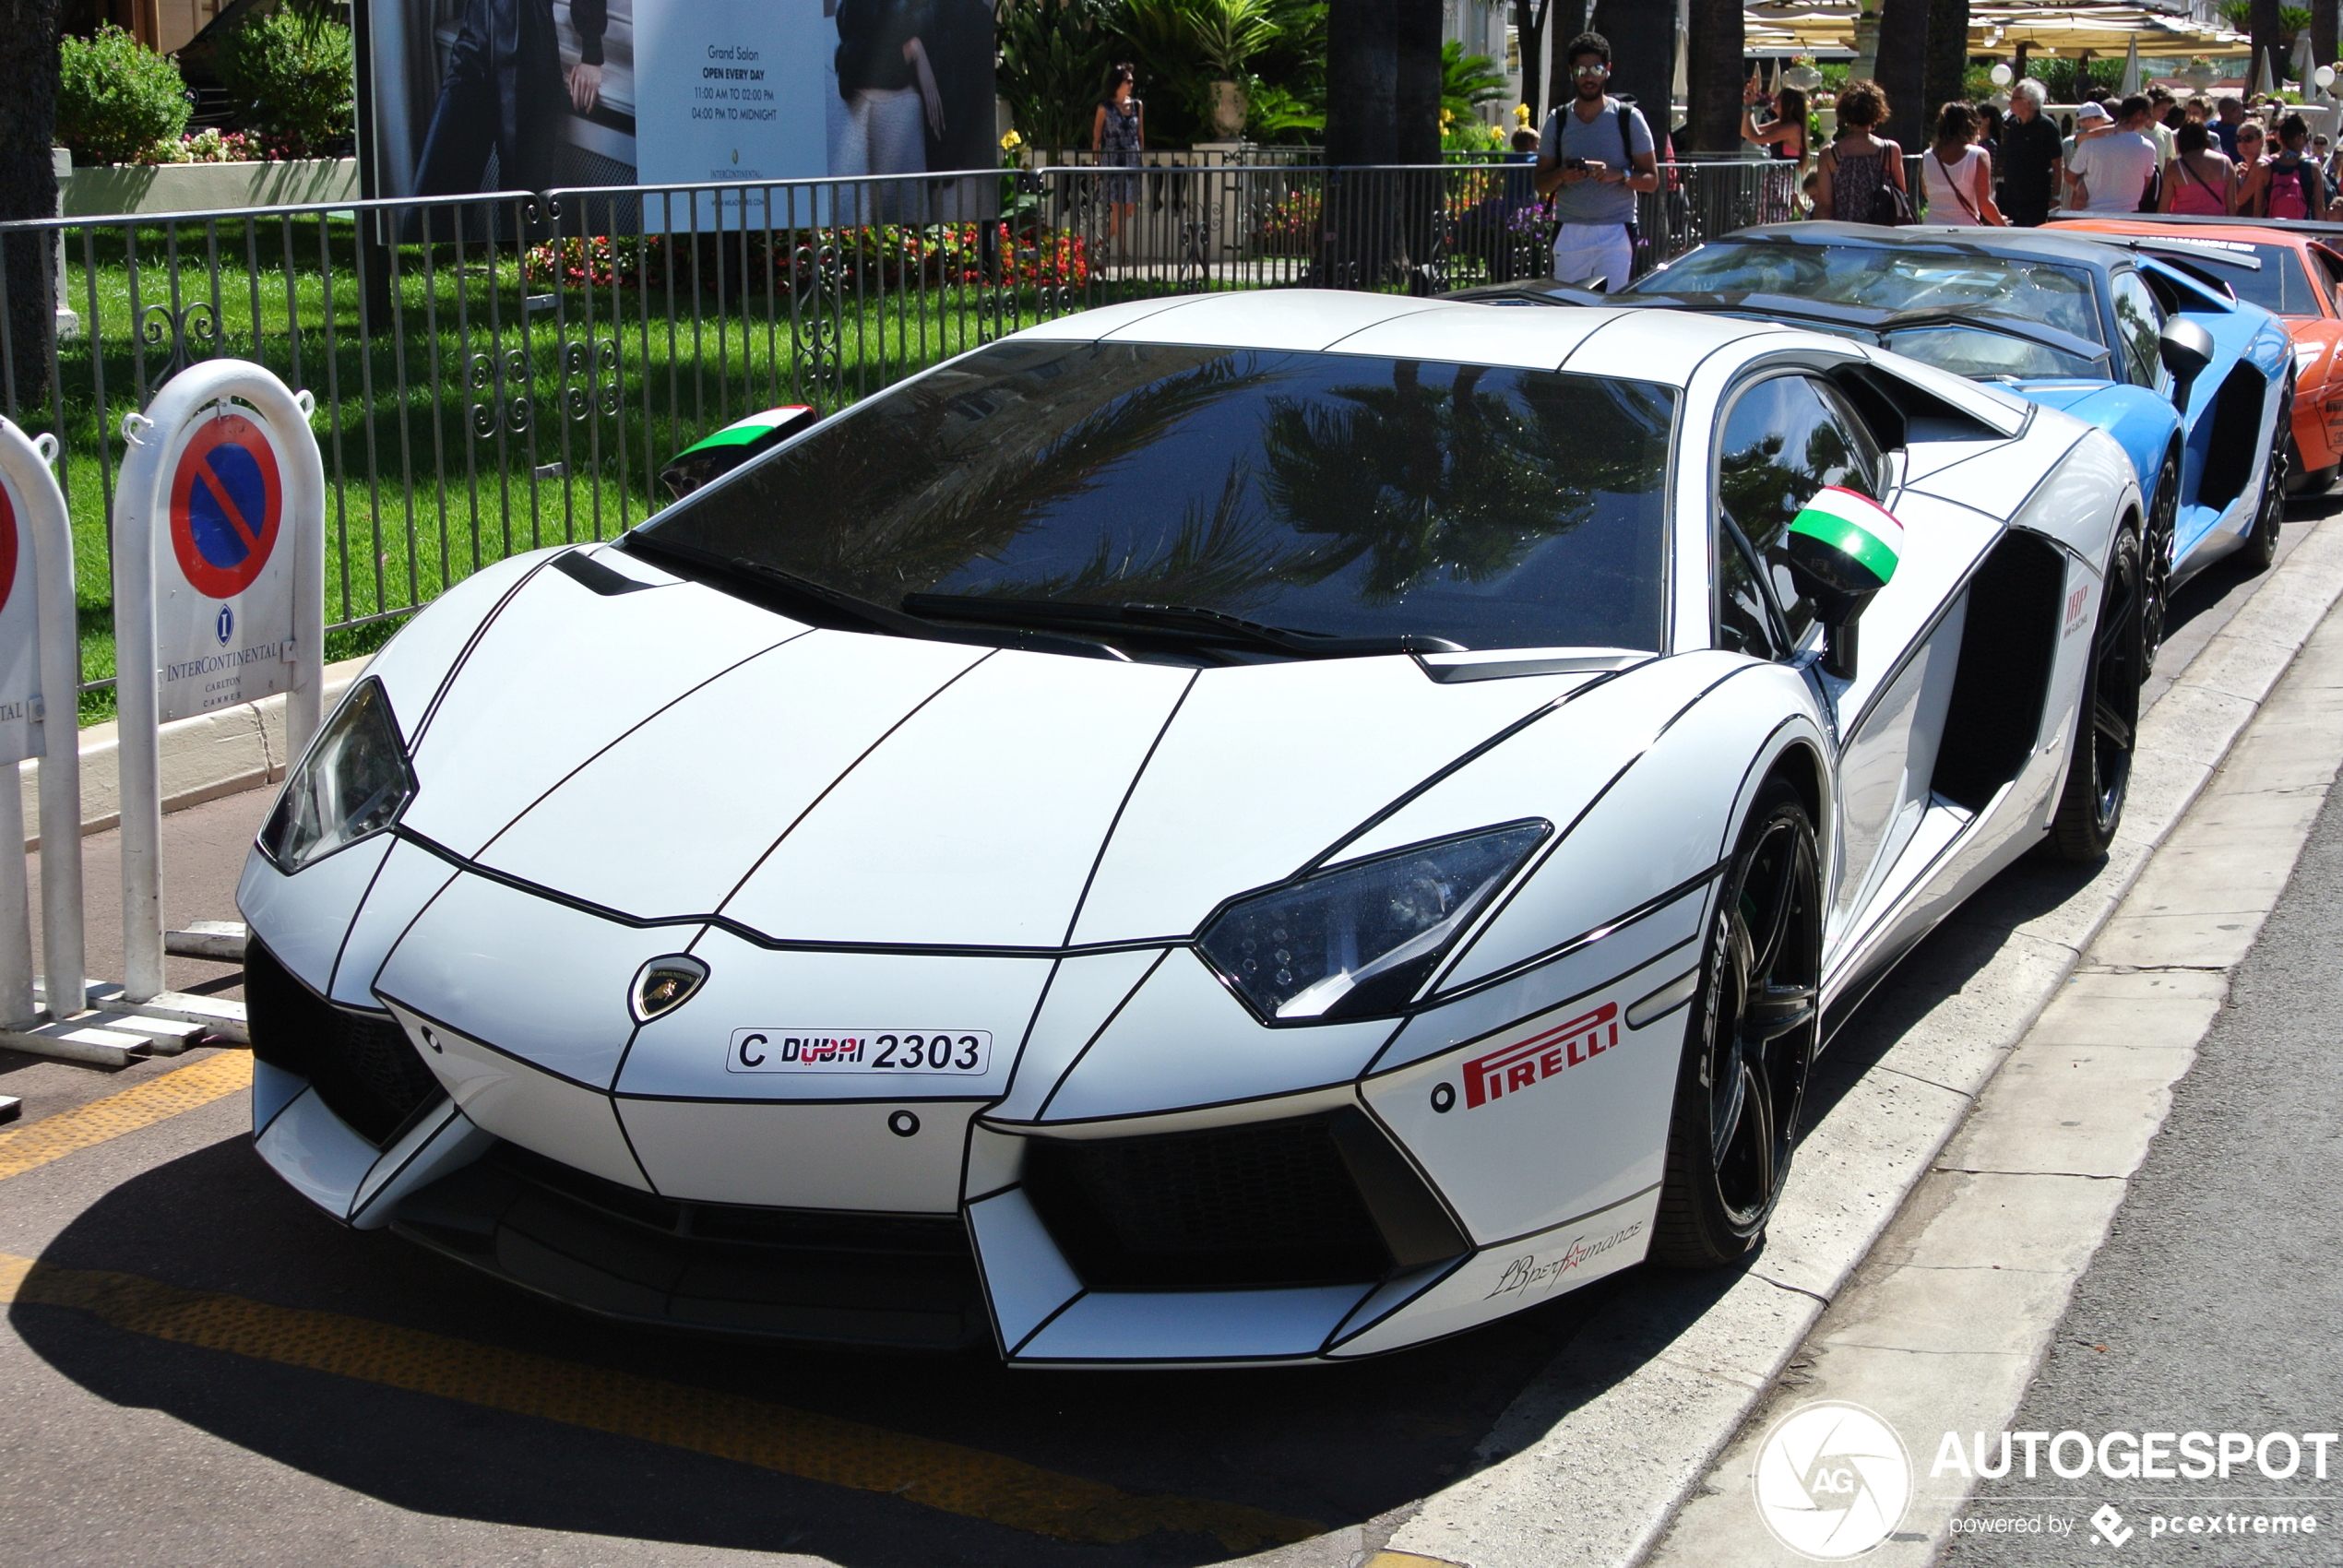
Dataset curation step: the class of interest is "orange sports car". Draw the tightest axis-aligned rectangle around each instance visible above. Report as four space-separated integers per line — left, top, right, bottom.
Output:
2053 215 2343 492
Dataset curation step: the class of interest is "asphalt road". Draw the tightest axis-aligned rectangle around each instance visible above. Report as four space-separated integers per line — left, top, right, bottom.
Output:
1944 707 2343 1562
0 510 2328 1568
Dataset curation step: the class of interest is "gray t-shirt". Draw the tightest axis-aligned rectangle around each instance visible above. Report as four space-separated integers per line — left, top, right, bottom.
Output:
2068 129 2159 212
1540 97 1656 226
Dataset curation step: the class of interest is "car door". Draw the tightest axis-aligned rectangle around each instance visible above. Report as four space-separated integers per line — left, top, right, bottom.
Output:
1714 371 1961 947
2304 244 2343 469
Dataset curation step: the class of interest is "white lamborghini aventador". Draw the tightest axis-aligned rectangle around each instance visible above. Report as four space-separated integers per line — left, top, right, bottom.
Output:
241 291 2145 1366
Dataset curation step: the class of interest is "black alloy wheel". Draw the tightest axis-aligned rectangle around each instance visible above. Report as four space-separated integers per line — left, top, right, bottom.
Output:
2048 526 2144 862
2141 449 2178 677
1652 778 1822 1267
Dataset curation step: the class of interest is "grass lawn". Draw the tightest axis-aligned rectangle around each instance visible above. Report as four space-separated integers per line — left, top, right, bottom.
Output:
22 213 1172 723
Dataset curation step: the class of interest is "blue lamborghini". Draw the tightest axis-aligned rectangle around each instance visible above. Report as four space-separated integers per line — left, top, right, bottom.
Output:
1457 223 2295 661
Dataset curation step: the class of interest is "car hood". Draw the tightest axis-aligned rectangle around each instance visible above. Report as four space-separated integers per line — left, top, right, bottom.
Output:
392 560 1624 949
2004 378 2118 417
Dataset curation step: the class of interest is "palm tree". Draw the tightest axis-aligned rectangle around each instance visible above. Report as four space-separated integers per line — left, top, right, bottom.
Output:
0 0 60 410
1685 0 1746 154
2251 0 2289 86
1872 0 1931 150
1923 0 1969 136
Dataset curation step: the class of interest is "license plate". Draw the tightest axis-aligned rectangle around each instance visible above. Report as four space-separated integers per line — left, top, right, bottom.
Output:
724 1029 993 1075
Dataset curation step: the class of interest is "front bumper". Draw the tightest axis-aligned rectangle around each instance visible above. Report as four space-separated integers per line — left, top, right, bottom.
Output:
395 1142 989 1350
243 855 1699 1365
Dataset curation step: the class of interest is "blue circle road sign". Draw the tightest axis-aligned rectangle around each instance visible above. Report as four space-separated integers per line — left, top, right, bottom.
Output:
169 413 280 600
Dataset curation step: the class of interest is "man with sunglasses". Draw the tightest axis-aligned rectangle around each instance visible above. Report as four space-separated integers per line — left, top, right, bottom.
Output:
1534 31 1659 291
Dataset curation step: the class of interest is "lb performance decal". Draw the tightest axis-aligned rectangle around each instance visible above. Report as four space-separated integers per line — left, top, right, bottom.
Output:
169 413 281 599
726 1028 993 1075
1461 1002 1619 1109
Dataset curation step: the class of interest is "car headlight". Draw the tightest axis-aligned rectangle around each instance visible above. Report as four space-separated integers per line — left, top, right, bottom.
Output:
259 677 413 873
1197 822 1550 1024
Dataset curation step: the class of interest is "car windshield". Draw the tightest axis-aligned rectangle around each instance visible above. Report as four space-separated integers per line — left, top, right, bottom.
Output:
1635 241 2105 344
636 340 1678 654
1877 323 2109 379
2226 244 2324 315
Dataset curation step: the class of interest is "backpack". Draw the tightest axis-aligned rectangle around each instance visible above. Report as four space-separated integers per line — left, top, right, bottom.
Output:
2267 157 2321 220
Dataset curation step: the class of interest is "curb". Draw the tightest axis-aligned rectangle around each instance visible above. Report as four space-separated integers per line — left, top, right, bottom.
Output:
1366 517 2343 1568
18 656 367 849
1644 539 2343 1564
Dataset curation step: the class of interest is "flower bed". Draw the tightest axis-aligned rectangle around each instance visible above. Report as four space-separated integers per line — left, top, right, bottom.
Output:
525 223 1091 293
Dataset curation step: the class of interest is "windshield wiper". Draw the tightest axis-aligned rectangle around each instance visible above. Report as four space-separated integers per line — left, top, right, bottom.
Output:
623 532 915 632
898 594 1465 658
620 536 1131 659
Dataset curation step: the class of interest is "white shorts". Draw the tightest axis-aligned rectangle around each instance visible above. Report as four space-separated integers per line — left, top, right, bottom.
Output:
1552 222 1635 291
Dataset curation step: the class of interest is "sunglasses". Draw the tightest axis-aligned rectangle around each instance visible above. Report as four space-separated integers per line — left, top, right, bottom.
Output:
1572 64 1609 77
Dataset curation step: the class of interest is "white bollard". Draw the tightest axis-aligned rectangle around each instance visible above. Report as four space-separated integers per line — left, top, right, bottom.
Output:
0 419 85 1028
113 362 324 1005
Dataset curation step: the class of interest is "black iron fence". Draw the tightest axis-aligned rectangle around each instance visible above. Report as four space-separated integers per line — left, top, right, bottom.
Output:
0 159 1798 712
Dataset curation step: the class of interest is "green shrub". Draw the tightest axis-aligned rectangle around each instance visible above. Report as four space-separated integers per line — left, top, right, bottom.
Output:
996 0 1119 156
217 6 356 159
56 25 190 166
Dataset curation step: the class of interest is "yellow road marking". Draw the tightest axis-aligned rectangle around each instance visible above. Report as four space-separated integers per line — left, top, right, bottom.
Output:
0 1252 1320 1551
0 1051 251 1182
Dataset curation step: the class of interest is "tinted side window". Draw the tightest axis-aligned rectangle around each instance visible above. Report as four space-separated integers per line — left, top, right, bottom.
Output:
2111 270 2164 387
1716 374 1883 651
1718 526 1778 659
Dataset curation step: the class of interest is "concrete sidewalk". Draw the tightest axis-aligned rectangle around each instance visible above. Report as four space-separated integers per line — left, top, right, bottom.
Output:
0 789 267 1128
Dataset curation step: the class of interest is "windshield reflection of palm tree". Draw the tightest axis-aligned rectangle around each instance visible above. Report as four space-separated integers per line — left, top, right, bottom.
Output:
1719 424 1859 543
969 463 1302 610
768 351 1289 599
1255 362 1663 604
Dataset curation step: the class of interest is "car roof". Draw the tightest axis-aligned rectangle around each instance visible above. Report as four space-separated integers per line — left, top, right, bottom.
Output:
1710 221 2129 276
1009 291 1799 386
2049 214 2343 250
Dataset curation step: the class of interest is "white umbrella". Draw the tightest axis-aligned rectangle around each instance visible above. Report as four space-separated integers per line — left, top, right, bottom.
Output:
2120 35 2140 96
1768 58 1782 96
2293 28 2316 92
2252 47 2276 99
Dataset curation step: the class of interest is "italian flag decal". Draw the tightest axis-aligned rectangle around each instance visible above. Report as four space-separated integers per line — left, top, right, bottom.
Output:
1787 486 1903 593
676 406 813 457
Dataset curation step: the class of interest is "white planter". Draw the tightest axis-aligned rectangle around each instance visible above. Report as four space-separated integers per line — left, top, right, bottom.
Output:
1209 80 1248 140
61 159 360 219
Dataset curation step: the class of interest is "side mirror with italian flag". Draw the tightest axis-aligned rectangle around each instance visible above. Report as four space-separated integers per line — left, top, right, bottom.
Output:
659 405 823 502
1784 486 1901 682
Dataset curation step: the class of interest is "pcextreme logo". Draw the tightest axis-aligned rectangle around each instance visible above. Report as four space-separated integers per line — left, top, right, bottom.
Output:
1753 1401 1913 1560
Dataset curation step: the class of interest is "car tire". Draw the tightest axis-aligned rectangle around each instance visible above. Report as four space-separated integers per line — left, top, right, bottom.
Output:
2141 448 2177 678
2047 526 2144 863
2242 441 2287 576
1650 776 1821 1268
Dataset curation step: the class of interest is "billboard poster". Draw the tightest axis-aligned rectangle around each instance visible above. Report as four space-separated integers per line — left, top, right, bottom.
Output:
361 0 996 221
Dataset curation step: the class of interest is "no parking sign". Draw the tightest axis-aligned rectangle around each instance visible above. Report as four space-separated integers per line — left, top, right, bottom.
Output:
151 404 297 722
0 468 42 765
114 360 324 1001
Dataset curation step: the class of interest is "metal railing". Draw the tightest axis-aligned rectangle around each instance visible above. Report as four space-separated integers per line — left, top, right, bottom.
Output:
0 158 1797 711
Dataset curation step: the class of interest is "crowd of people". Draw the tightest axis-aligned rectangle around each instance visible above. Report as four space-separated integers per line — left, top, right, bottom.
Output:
1733 74 2343 226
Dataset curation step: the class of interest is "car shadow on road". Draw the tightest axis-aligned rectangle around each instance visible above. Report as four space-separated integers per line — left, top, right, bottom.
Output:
11 1130 1612 1567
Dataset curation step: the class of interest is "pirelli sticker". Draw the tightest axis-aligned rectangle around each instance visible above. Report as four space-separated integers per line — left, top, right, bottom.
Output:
1461 1002 1619 1110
